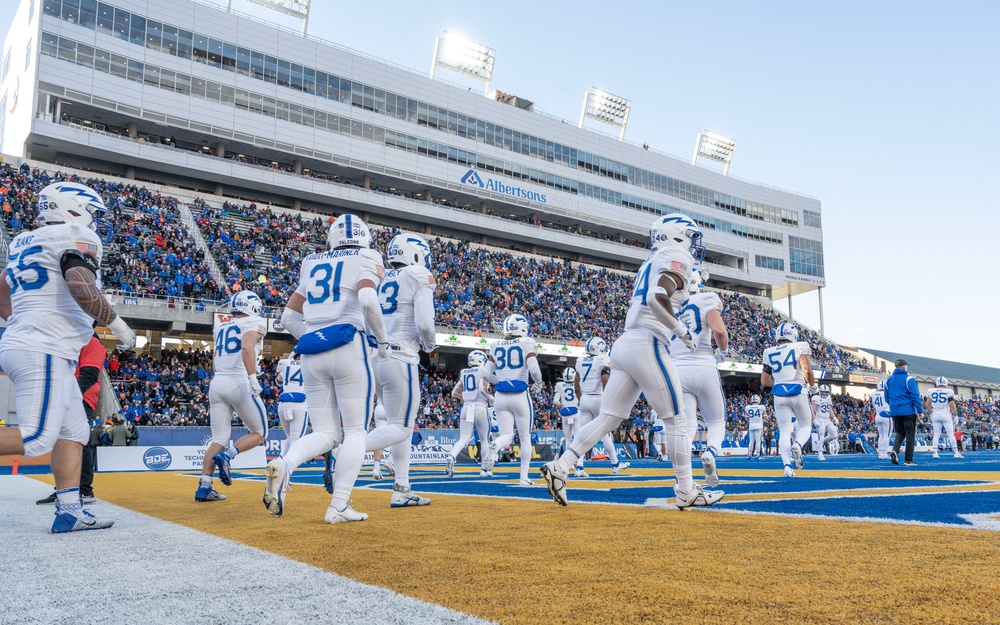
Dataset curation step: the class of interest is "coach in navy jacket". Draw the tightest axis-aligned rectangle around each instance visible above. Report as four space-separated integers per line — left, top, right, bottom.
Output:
885 359 923 465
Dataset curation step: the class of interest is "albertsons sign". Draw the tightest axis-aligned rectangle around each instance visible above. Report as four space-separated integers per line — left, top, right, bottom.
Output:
460 169 547 204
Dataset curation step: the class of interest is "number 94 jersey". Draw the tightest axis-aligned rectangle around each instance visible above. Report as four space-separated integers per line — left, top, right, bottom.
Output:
624 247 694 343
761 341 811 396
213 314 265 375
489 336 536 387
1 224 103 360
295 248 384 331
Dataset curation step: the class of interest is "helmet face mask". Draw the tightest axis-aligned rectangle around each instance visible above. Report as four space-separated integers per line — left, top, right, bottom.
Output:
562 367 576 383
387 233 431 269
230 290 262 316
650 213 706 261
467 350 487 368
37 182 106 230
819 384 830 397
585 336 607 356
502 314 529 338
328 213 371 249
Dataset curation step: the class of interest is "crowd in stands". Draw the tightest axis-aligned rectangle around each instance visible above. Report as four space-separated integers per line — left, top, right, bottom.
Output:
0 162 219 300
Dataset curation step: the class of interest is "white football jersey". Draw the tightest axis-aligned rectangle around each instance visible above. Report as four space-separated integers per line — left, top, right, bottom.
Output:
379 264 435 364
295 248 384 331
762 341 812 396
871 390 890 417
927 387 955 416
457 366 490 405
277 357 305 402
489 336 537 386
213 314 265 376
812 394 833 421
574 353 610 396
671 291 723 366
745 403 765 430
554 381 579 409
625 246 694 343
0 224 103 360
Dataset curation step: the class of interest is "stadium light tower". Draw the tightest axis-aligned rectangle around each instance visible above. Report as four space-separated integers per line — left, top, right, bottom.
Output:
429 32 496 95
578 88 631 141
232 0 311 35
692 130 737 176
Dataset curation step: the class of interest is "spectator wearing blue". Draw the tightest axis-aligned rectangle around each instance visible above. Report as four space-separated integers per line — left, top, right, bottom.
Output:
886 358 923 466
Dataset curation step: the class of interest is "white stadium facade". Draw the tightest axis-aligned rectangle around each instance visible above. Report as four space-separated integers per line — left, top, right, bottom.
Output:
0 0 996 401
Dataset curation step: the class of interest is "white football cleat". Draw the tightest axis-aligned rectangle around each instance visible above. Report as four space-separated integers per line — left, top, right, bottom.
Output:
675 484 724 509
932 452 940 459
445 456 455 478
818 452 826 461
390 485 430 507
324 505 368 524
482 443 497 472
954 452 964 459
612 461 631 474
263 459 289 518
791 443 804 469
573 469 588 478
372 465 383 480
540 461 568 506
519 478 534 487
701 450 720 487
784 465 796 478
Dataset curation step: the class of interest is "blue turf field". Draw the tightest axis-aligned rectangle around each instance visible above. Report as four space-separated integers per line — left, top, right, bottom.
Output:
232 450 1000 530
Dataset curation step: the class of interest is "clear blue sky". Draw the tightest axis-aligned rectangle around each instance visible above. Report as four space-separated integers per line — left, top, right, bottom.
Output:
3 0 998 368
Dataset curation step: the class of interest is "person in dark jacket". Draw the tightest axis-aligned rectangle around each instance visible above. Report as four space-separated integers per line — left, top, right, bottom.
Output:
885 359 924 466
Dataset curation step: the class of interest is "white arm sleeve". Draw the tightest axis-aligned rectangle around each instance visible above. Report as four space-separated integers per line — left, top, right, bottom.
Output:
527 356 542 385
413 287 437 352
280 307 307 339
357 287 388 344
483 359 498 385
647 286 689 336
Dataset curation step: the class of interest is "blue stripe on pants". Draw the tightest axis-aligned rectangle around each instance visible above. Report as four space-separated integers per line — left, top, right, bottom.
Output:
652 338 679 416
23 354 52 444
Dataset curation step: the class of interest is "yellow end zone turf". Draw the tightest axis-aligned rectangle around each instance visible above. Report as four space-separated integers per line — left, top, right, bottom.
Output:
36 473 1000 625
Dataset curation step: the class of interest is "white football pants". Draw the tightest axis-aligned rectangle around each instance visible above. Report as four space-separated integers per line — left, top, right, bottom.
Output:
277 402 308 456
0 350 88 457
875 415 892 456
555 330 694 492
931 414 957 452
678 365 726 453
748 428 763 457
774 393 812 469
209 374 268 446
578 395 620 467
450 403 491 469
561 409 583 469
493 390 533 481
282 334 372 511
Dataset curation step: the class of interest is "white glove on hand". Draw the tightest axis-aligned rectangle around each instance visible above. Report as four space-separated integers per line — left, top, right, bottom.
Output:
108 316 136 350
377 342 390 362
420 341 437 354
248 374 263 395
531 383 543 394
676 328 696 351
713 348 727 364
807 385 819 395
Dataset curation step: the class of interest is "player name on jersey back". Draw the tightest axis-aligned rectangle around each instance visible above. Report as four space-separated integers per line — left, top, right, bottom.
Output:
214 315 265 376
575 353 609 396
296 248 384 331
459 366 490 404
490 336 536 392
762 341 811 396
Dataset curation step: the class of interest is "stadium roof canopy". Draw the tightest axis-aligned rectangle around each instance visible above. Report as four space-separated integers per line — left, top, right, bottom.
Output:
862 347 1000 386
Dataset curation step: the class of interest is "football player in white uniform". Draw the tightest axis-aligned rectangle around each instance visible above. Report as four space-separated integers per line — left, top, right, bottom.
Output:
483 314 542 486
671 266 729 486
447 351 493 477
541 214 724 509
924 376 962 459
554 367 586 477
275 351 308 457
0 182 134 533
359 233 437 507
369 398 395 481
650 411 668 460
265 214 389 524
745 395 766 460
871 380 892 459
574 336 629 474
811 385 837 460
197 290 268 502
761 323 815 477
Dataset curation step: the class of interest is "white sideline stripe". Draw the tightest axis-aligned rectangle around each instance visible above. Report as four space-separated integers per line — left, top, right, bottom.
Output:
1 476 493 625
